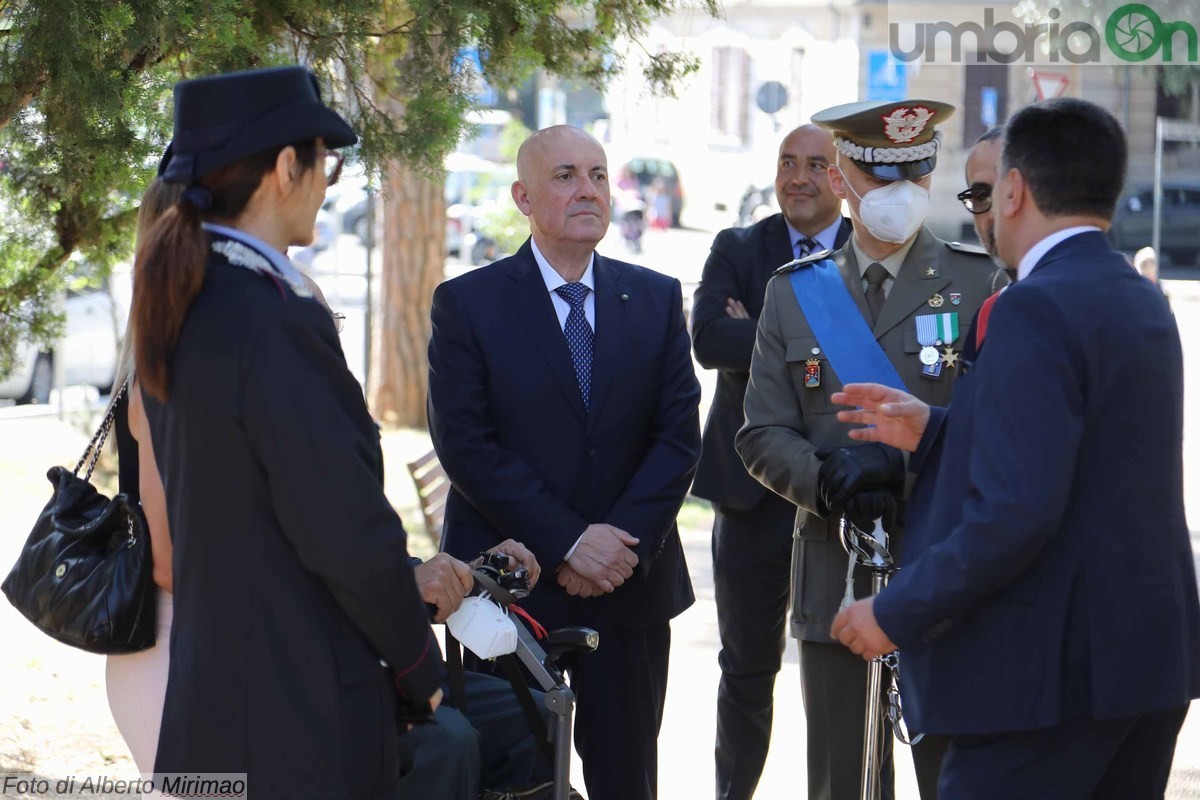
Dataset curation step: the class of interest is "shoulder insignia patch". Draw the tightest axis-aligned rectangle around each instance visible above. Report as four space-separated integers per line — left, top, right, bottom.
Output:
945 241 989 257
774 249 834 275
212 239 313 299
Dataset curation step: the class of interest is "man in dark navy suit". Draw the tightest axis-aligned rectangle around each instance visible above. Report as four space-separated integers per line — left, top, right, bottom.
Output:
428 125 701 800
691 124 850 800
831 98 1200 799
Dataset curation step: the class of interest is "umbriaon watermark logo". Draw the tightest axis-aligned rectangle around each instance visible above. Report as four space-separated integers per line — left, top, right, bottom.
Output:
889 3 1198 65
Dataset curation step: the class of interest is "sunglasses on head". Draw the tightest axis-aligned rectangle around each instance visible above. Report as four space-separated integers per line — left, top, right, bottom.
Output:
957 184 992 215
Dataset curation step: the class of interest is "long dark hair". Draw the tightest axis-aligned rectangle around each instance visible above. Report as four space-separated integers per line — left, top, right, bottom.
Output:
110 178 185 401
131 141 318 400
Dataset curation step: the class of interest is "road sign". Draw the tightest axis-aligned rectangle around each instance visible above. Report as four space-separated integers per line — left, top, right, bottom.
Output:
457 47 498 106
981 87 999 127
756 81 789 115
866 51 907 102
1030 70 1070 101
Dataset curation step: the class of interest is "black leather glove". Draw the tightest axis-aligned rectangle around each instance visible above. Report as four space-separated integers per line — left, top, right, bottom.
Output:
843 489 899 533
816 443 905 515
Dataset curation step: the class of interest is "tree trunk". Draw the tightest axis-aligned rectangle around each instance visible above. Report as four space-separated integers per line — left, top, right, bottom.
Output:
368 161 445 428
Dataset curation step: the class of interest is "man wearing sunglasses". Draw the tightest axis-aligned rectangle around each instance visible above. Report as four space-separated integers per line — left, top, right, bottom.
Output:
957 127 1011 364
958 127 1007 275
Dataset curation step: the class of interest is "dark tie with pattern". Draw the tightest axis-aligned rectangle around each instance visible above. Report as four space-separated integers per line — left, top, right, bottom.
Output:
554 282 593 410
864 262 888 325
795 236 820 259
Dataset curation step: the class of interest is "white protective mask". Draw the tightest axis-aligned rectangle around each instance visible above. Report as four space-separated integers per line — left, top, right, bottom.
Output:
840 171 930 243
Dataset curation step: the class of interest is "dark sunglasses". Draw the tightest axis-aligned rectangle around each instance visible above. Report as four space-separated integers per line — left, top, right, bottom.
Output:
957 184 992 215
322 150 345 187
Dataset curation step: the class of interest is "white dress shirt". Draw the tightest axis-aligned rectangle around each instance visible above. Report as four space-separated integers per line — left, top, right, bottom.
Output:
532 238 596 332
1016 226 1102 282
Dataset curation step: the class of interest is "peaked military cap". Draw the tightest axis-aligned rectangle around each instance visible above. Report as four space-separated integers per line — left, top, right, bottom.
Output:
812 99 955 181
163 65 357 185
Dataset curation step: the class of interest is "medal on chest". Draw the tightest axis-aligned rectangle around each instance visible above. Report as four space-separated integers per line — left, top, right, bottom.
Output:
915 312 959 379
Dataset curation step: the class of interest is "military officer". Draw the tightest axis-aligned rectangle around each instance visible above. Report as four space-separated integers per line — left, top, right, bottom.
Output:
734 99 1007 800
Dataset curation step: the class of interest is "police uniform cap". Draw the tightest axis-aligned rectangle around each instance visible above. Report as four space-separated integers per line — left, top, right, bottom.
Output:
163 65 357 185
812 99 955 181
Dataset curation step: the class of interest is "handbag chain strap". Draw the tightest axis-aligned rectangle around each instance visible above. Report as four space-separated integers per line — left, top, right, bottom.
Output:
74 378 131 481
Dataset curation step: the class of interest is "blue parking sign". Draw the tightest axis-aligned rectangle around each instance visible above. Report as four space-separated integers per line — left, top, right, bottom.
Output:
456 47 498 106
866 51 907 102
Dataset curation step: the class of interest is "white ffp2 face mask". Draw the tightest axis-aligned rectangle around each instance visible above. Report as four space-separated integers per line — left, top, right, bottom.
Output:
840 171 930 243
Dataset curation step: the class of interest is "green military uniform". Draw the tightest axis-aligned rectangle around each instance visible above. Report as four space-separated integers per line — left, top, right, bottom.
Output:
734 99 1008 800
738 230 1005 638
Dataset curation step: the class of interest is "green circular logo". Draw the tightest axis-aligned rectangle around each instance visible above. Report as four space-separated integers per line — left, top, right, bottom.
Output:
1107 3 1162 61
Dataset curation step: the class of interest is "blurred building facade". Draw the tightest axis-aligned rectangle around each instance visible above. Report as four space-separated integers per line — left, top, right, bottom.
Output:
594 0 1199 243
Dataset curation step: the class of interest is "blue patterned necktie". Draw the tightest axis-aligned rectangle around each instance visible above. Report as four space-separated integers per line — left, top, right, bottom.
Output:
554 282 593 410
796 236 820 259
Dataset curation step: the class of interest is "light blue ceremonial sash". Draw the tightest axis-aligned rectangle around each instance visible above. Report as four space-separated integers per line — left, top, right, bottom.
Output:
787 260 908 392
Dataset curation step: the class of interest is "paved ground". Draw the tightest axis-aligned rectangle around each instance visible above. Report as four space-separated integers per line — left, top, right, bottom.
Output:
1 277 1198 798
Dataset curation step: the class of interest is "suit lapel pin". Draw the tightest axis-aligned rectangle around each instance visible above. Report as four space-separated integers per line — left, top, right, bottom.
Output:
620 293 629 302
928 293 945 309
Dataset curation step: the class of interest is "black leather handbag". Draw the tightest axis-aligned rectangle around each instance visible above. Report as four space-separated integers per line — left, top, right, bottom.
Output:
1 381 157 654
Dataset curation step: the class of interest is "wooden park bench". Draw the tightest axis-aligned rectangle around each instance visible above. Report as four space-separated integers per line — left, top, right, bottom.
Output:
406 447 450 549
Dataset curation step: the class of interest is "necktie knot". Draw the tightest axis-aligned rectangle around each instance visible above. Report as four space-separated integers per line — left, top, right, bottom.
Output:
555 282 590 310
863 263 888 325
796 236 820 258
864 263 889 287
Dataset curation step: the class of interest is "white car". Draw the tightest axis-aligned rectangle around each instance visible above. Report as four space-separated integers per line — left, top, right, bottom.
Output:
0 282 125 405
444 152 516 260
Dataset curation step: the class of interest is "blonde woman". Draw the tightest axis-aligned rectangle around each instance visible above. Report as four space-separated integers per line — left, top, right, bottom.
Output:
104 175 181 784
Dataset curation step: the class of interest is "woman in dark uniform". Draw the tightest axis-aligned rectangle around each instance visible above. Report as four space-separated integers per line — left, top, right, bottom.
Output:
128 66 444 799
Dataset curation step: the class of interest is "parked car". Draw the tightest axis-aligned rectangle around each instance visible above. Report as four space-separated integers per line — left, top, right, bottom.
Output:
328 173 371 243
1108 182 1200 267
0 279 125 405
332 153 515 257
621 156 684 227
735 183 778 227
445 152 516 261
341 194 372 245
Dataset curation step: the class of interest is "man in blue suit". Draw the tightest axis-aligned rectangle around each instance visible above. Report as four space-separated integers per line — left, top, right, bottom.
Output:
830 98 1200 798
428 125 702 800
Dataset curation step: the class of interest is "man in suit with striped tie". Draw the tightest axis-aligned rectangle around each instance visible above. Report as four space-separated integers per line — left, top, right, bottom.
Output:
692 124 851 800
